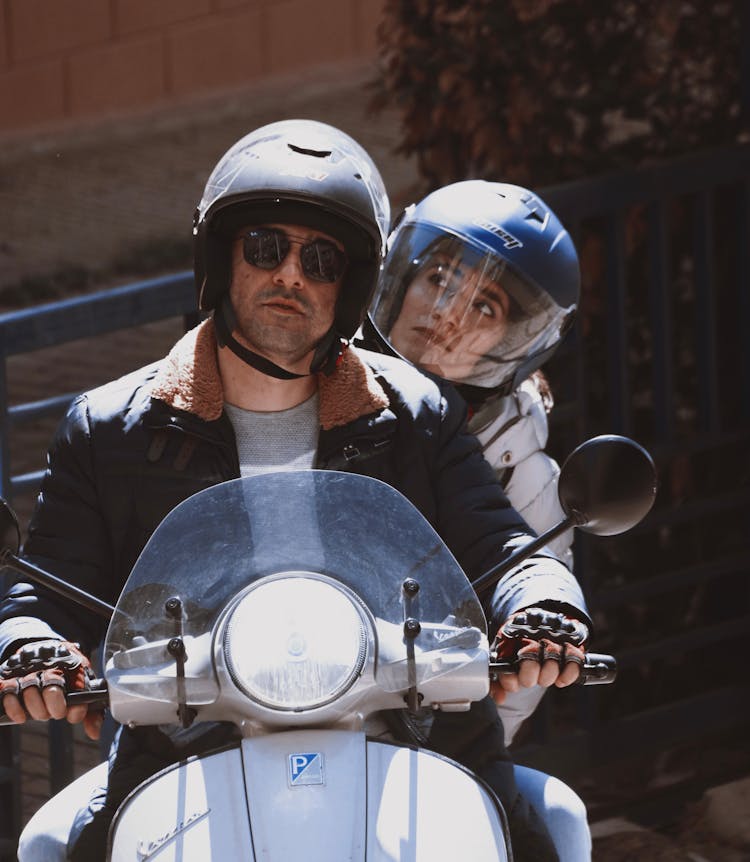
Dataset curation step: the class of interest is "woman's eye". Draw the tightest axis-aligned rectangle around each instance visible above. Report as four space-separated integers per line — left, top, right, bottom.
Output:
427 269 450 288
474 301 495 318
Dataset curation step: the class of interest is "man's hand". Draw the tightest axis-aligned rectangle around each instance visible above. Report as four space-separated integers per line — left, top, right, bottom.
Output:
0 640 103 740
490 607 589 705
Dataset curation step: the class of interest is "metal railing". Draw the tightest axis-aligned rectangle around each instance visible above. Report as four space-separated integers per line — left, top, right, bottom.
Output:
514 144 750 810
0 272 198 499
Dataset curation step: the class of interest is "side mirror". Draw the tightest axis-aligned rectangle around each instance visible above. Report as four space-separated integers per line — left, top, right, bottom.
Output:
473 434 657 594
558 435 658 536
0 499 20 556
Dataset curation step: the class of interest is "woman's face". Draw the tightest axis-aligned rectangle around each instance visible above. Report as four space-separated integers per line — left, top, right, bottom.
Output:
389 254 511 382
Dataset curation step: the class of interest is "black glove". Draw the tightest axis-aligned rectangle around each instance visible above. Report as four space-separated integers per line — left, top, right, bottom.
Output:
492 607 589 669
0 639 94 714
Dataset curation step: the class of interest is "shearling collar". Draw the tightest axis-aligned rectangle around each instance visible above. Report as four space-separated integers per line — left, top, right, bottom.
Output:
150 318 389 431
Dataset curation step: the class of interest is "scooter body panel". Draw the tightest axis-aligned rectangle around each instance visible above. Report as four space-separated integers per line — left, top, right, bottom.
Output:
110 730 509 861
365 737 510 861
109 746 255 861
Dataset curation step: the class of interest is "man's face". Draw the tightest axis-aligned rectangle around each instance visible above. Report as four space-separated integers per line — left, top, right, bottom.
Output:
390 254 511 382
228 223 345 370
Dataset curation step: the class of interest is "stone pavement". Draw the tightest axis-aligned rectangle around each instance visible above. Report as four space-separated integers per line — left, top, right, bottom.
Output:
2 59 748 860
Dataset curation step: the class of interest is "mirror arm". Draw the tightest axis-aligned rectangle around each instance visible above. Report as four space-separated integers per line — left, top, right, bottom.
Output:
473 514 578 596
0 549 115 620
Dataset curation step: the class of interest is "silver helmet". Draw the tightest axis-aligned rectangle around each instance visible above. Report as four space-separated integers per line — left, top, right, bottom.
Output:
194 119 390 344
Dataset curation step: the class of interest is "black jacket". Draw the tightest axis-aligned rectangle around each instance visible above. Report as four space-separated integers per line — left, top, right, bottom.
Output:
0 319 586 657
1 319 579 862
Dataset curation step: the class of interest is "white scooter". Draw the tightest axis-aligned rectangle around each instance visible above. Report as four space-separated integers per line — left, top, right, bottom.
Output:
0 435 656 861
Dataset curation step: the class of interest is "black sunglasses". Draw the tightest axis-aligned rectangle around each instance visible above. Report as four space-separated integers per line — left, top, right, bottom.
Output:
241 227 348 283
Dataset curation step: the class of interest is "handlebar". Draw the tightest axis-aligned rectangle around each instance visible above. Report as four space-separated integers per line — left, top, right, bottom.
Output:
0 652 617 727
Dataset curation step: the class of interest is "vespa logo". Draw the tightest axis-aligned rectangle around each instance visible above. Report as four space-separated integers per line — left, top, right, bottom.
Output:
136 808 210 860
288 752 325 786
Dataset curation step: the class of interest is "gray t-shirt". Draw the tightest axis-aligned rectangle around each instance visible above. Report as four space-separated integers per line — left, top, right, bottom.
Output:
224 392 320 478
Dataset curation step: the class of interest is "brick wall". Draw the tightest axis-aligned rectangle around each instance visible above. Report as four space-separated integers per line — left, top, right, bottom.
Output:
0 0 383 133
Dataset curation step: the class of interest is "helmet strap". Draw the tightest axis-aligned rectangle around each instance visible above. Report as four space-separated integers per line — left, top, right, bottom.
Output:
309 328 346 377
455 380 514 412
214 294 345 380
214 294 307 381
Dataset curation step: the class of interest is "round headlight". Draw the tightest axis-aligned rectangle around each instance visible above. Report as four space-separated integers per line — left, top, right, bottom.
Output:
223 576 368 711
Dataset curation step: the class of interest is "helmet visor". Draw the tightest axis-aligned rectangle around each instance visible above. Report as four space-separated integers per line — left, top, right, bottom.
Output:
371 225 575 389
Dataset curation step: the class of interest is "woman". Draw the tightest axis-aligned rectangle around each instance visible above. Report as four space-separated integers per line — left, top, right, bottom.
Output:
367 179 579 575
364 180 591 862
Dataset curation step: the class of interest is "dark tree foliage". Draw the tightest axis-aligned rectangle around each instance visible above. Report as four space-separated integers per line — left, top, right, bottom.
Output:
372 0 743 190
372 1 750 793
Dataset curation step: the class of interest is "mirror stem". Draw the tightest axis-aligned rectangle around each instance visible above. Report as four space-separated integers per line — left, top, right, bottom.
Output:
0 550 115 619
473 514 577 596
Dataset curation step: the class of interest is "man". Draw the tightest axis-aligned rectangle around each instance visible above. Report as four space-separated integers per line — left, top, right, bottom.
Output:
0 120 589 861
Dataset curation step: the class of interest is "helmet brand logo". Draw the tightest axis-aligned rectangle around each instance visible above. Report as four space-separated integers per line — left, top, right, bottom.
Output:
279 168 329 182
472 217 523 249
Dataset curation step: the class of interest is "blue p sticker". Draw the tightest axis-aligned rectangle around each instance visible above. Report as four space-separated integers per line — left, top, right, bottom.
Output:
288 752 324 786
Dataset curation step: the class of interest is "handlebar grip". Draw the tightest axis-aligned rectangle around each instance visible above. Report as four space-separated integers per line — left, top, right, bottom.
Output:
489 652 617 686
576 653 617 685
0 678 109 725
67 678 109 706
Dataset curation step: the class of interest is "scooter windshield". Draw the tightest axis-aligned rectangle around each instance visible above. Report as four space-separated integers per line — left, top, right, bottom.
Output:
104 471 486 704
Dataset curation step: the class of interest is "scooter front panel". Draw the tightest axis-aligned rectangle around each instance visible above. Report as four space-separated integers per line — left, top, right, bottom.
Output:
109 747 255 862
241 730 367 860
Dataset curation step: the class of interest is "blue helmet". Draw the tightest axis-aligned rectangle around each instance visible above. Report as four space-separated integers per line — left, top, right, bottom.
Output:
368 180 579 394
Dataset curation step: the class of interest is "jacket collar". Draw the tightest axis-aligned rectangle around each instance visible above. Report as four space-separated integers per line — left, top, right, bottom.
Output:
150 319 390 431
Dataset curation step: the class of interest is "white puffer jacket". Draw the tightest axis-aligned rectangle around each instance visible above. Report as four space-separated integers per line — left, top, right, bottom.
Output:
469 377 573 566
469 376 575 745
